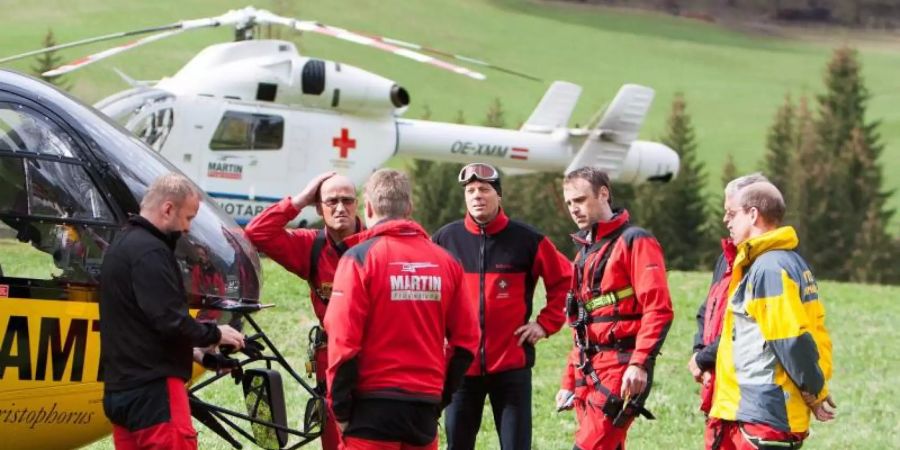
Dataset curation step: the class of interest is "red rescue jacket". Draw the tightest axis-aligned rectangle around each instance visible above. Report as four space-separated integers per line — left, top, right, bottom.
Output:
324 219 480 421
432 210 572 376
244 197 364 323
693 238 736 413
561 210 674 390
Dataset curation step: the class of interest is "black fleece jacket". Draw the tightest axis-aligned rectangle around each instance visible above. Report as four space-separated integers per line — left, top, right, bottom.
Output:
99 216 220 392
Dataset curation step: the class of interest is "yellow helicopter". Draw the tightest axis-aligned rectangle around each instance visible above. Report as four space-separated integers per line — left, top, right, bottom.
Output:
0 69 317 450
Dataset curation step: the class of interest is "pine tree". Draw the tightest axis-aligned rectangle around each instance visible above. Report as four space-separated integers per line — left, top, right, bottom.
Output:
639 93 711 270
805 47 894 281
31 29 71 90
721 153 739 189
482 98 506 128
763 94 795 198
409 107 464 233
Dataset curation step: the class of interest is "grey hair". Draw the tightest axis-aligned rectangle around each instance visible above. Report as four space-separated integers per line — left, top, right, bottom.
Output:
724 172 770 198
365 169 412 219
140 172 199 211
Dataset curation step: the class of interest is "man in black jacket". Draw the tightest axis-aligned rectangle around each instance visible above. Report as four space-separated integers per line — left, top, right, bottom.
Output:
100 173 244 450
433 163 572 450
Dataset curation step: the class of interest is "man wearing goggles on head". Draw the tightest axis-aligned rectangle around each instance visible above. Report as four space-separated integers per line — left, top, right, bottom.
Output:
433 163 573 450
244 171 366 450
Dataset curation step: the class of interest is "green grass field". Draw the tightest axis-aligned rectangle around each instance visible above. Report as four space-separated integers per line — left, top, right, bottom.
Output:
1 0 899 233
44 257 888 450
1 236 898 448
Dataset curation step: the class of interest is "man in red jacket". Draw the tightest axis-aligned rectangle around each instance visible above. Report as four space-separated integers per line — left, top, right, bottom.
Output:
325 169 480 450
432 162 572 449
244 171 362 450
556 167 674 450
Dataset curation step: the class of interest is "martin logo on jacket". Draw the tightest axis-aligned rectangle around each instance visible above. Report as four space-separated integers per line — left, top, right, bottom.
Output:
389 262 442 301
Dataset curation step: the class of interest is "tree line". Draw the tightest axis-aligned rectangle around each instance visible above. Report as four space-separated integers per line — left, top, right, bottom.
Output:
410 46 899 284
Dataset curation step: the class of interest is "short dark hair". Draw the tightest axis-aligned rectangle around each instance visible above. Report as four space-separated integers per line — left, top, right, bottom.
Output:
564 167 612 205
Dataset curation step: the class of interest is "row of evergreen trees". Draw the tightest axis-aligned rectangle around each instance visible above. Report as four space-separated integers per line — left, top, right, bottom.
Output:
410 46 898 284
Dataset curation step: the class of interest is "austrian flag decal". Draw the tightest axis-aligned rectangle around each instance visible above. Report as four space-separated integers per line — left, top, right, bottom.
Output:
511 147 529 160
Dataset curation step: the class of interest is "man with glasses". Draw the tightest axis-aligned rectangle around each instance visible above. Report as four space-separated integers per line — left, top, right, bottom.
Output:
557 167 673 450
707 177 834 450
244 171 363 450
688 174 768 429
432 162 572 450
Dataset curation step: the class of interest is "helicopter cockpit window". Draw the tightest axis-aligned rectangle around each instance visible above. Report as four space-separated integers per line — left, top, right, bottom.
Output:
26 158 114 221
210 111 283 151
0 104 77 158
132 107 174 153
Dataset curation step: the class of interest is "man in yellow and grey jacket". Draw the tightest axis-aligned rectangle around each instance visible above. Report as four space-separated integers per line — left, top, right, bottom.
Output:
707 177 835 450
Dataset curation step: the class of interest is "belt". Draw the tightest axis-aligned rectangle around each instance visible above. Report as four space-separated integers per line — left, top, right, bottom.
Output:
584 286 634 312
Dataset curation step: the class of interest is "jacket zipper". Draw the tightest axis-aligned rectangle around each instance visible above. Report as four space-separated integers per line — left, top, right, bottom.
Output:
479 224 487 375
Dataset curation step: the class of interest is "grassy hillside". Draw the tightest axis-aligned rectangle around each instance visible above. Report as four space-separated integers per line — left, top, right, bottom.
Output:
1 0 898 231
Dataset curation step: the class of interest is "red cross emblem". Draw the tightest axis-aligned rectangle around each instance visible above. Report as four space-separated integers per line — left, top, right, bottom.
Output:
332 128 357 159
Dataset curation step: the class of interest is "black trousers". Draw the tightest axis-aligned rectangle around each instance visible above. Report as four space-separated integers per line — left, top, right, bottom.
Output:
445 368 532 450
344 398 440 447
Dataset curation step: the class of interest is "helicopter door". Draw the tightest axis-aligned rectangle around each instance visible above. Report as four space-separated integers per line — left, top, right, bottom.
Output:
204 104 288 225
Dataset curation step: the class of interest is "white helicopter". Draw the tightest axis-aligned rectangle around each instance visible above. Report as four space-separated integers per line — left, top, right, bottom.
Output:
2 6 679 226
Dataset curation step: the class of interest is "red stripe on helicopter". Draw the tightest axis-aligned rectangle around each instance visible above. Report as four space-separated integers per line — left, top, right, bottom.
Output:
511 147 529 160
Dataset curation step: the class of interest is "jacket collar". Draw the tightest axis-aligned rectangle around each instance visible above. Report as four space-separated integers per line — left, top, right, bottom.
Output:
463 208 509 235
721 238 737 268
128 215 179 250
733 226 798 269
572 209 631 245
367 218 429 240
325 217 365 250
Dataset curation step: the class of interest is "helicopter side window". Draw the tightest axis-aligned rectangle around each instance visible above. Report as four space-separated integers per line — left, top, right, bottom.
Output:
0 104 78 158
210 111 283 151
25 158 114 221
0 102 118 300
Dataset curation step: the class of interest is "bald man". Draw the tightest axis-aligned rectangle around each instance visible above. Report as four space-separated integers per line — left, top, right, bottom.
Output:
245 172 364 450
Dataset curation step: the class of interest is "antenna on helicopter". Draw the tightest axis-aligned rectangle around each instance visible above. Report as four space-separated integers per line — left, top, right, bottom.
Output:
0 6 538 81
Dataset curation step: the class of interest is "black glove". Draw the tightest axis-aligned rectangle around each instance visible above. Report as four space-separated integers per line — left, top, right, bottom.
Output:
241 340 266 359
201 352 243 384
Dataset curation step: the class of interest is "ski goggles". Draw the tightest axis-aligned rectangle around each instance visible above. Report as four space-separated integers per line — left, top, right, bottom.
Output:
457 163 500 185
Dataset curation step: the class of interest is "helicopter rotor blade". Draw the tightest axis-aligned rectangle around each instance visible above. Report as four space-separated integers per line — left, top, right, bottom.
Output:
4 7 255 75
0 24 182 65
269 16 488 81
354 32 541 82
42 29 185 77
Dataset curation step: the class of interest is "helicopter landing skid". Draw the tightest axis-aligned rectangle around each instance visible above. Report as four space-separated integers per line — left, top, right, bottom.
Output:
189 312 324 450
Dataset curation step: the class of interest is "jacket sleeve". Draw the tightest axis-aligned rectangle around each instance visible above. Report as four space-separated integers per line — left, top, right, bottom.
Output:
244 197 317 278
693 298 707 353
532 237 573 336
323 253 371 422
746 266 829 401
626 235 675 368
133 249 220 347
442 260 479 407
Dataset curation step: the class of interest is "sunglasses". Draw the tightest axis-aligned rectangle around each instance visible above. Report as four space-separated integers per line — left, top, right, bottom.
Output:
321 196 357 208
457 163 499 185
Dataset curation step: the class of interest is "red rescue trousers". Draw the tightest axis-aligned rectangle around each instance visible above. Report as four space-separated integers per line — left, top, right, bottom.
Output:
705 418 806 450
573 353 636 450
341 436 438 450
110 377 197 450
315 346 340 450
